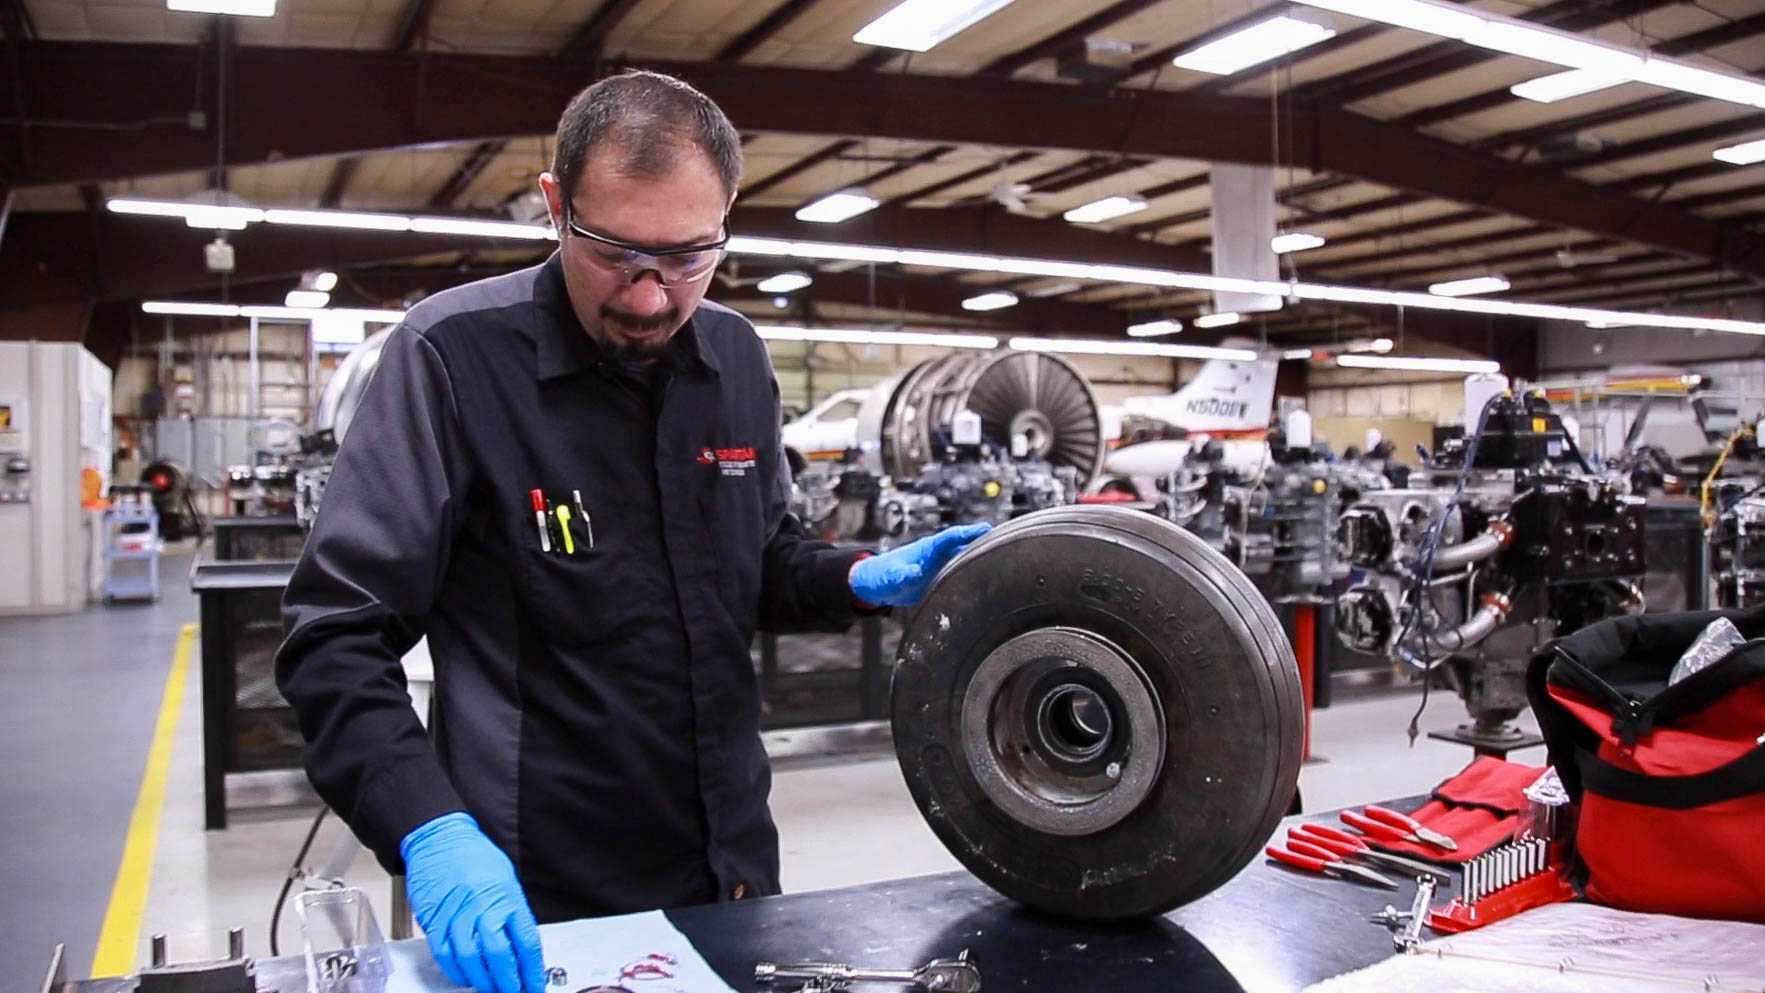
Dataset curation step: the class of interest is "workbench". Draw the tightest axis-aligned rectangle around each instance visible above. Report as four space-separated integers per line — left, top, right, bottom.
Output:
52 800 1446 993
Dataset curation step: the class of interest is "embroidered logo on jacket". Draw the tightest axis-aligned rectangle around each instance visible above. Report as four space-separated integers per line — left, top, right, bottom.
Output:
700 446 758 476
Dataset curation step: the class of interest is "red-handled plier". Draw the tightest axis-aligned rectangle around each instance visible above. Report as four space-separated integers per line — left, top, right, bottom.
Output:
1266 839 1398 889
1342 805 1458 852
1289 824 1454 883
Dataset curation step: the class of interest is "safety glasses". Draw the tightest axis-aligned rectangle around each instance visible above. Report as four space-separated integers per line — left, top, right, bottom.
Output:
562 206 728 288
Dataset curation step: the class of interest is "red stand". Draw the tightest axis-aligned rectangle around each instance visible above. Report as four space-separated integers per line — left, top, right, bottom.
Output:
1293 605 1316 761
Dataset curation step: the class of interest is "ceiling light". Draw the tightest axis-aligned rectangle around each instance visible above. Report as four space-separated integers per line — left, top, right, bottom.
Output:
1172 14 1338 75
1465 21 1641 74
1336 354 1501 374
961 291 1019 312
1292 0 1765 111
1356 337 1395 353
167 0 276 16
1585 320 1636 329
1271 232 1327 254
1011 337 1260 361
755 325 997 349
265 208 413 231
1063 196 1149 224
1714 138 1765 166
109 196 264 230
1282 348 1315 360
1632 60 1765 107
1429 275 1511 297
897 250 1003 270
308 271 339 293
795 189 881 224
141 301 242 317
1291 0 1483 37
1194 312 1243 328
1510 68 1625 104
852 0 1016 53
410 216 553 240
285 289 331 308
1127 319 1185 337
756 272 814 294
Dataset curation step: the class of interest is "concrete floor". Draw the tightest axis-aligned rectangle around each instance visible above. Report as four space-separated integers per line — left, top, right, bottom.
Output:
0 565 1543 992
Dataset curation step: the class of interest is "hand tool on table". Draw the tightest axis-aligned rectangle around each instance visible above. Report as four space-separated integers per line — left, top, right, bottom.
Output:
1341 807 1458 853
1363 804 1459 851
1265 838 1398 889
1288 825 1454 884
755 950 981 993
1428 838 1571 934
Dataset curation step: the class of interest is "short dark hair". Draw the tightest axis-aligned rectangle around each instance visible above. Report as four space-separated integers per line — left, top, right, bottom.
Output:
552 70 742 203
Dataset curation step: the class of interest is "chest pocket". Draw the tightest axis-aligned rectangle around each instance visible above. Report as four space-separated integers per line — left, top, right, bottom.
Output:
701 450 770 634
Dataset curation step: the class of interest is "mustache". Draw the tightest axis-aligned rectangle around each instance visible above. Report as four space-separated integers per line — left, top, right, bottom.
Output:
600 305 679 332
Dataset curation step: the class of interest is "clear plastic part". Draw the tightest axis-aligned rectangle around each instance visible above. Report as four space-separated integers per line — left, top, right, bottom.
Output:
1668 617 1746 686
298 888 390 993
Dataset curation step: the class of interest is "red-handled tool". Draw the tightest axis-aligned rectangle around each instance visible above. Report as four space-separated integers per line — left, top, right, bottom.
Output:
1290 825 1453 883
1266 840 1398 890
1339 808 1412 845
1365 804 1459 852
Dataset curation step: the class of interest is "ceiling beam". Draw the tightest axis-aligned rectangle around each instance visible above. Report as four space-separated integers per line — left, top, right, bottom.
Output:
1099 3 1293 87
980 0 1168 77
557 0 644 60
1397 13 1765 130
884 151 1039 206
1567 112 1765 170
390 0 439 52
7 45 1761 277
742 138 860 198
428 139 507 208
717 0 824 62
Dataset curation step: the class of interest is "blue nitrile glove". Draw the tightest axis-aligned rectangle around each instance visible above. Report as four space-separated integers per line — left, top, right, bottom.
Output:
401 813 547 993
849 522 992 607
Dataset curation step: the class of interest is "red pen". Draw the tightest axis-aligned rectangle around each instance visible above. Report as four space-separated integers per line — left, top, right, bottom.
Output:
529 489 552 553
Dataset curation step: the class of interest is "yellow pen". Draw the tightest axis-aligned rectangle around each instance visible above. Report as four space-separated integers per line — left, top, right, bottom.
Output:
554 505 577 555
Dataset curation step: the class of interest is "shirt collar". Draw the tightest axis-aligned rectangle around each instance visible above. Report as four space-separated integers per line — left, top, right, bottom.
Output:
533 252 721 382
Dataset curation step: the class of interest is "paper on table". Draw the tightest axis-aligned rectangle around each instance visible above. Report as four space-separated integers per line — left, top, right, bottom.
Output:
1304 902 1765 993
380 911 735 993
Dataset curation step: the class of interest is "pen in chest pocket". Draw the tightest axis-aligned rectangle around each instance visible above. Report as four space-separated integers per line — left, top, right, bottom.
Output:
572 489 595 550
528 489 551 553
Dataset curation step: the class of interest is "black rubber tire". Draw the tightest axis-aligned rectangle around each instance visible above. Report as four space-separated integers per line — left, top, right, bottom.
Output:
891 505 1303 920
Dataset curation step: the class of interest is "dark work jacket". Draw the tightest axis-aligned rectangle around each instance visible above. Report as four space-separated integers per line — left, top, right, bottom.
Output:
276 253 866 922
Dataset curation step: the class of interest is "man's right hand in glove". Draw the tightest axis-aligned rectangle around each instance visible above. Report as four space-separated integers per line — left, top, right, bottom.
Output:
401 812 547 993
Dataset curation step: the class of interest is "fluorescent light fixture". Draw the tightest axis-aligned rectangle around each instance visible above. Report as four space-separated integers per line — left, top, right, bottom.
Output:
1271 232 1327 254
1172 14 1337 75
1336 354 1501 374
1714 138 1765 166
1283 348 1316 361
410 216 553 240
1292 0 1483 37
1466 21 1640 74
108 197 263 229
265 208 413 231
852 0 1015 53
1292 0 1765 111
285 290 331 308
1127 319 1185 337
897 250 1003 270
108 198 201 219
1429 275 1511 297
1632 59 1765 107
754 325 997 350
167 0 276 16
1585 320 1636 330
961 291 1019 312
1011 337 1260 361
1510 68 1625 104
141 301 242 317
795 189 880 224
756 272 814 294
1356 337 1395 353
1024 281 1084 298
309 271 339 292
1063 196 1149 224
1194 312 1243 329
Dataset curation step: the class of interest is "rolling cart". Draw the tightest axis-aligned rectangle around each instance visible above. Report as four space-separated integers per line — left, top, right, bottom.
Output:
101 486 160 602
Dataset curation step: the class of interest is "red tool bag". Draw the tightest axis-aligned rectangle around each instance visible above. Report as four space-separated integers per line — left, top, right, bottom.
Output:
1528 608 1765 923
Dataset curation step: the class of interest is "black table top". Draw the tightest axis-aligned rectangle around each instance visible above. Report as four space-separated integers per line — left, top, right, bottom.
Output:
667 797 1445 993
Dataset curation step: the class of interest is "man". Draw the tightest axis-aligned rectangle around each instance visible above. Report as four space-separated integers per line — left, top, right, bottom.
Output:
276 71 988 993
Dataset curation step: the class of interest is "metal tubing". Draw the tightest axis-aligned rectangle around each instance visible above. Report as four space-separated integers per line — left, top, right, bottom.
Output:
1430 529 1505 571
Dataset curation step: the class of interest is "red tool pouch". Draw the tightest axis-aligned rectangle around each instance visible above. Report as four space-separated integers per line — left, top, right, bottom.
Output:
1528 608 1765 923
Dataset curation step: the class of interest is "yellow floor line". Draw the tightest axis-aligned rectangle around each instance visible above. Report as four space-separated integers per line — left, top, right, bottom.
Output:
90 622 197 978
